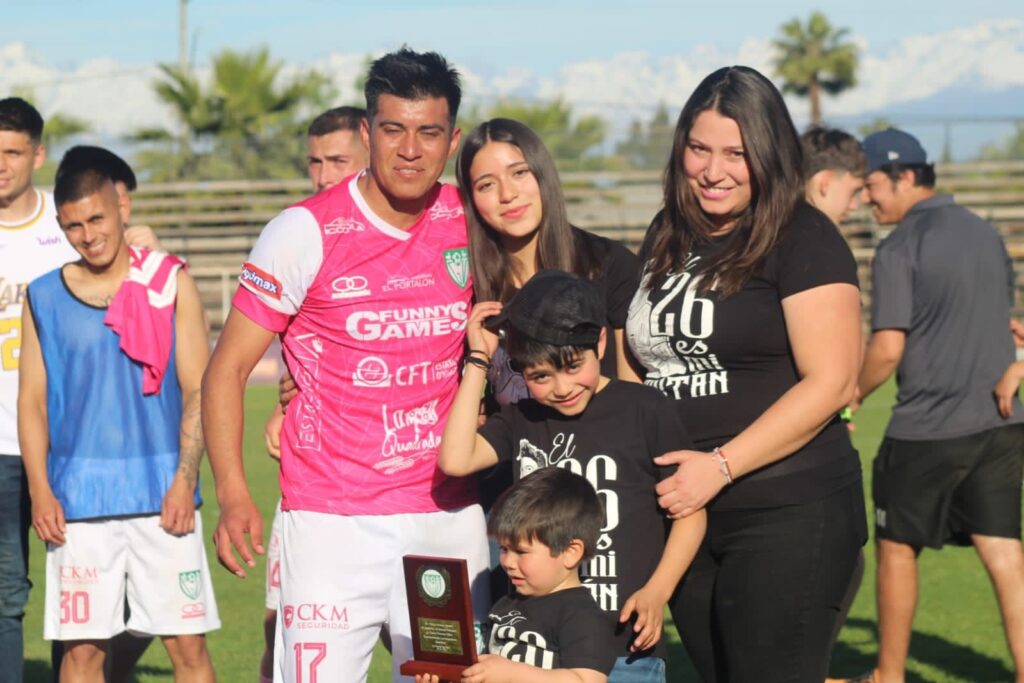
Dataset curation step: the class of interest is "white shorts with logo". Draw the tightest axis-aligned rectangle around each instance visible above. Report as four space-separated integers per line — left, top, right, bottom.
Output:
44 512 220 640
266 500 283 610
274 505 490 683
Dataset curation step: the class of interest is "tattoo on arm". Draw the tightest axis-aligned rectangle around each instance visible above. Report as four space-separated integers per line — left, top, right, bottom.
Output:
178 388 204 487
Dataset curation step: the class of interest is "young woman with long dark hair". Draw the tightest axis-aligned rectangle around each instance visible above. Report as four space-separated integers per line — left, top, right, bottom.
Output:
456 118 640 405
626 66 866 682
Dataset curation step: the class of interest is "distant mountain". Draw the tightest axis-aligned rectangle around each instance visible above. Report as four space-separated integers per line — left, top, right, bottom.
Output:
824 85 1024 161
1 18 1022 160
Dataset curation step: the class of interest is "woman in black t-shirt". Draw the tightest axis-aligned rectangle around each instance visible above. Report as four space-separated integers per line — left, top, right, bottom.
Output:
455 118 640 406
625 67 866 681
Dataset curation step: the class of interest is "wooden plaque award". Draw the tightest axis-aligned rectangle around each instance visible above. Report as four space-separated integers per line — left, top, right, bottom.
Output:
399 555 478 682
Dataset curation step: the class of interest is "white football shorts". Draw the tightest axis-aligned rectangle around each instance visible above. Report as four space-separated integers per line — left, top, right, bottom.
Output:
44 512 220 640
274 504 490 683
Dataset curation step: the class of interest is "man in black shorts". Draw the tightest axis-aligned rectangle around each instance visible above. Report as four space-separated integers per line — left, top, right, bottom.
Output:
854 128 1024 683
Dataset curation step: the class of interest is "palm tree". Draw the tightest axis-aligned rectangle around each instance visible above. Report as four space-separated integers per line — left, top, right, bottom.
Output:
136 47 333 180
772 12 859 125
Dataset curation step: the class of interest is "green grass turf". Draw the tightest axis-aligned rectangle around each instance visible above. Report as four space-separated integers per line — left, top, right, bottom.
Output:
21 381 1020 681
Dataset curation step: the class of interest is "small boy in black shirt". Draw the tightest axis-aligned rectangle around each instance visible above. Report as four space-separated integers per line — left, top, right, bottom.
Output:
440 270 706 682
416 468 613 683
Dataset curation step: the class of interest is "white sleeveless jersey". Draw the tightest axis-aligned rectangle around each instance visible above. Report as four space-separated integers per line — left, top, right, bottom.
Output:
0 190 78 454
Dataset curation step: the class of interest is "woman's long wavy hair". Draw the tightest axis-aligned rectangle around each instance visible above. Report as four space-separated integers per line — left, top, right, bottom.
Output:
456 118 600 303
642 66 804 296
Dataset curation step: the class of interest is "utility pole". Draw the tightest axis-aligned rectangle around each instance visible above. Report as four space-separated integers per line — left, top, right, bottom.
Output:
179 0 188 74
177 0 191 178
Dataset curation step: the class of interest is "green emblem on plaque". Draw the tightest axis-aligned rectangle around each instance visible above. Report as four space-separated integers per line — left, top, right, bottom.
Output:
417 565 452 608
443 248 470 288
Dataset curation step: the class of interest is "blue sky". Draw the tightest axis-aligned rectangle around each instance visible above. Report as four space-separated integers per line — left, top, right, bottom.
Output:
6 0 1022 74
4 1 1024 158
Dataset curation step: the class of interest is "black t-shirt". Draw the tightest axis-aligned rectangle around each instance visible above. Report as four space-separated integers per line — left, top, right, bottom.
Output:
480 380 691 657
626 203 861 509
488 586 617 674
487 229 640 406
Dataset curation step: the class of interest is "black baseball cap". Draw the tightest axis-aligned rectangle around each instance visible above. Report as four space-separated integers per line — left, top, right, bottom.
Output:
862 128 928 173
487 269 605 346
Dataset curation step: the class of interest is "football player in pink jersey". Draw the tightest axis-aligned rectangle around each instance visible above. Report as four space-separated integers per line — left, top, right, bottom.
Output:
203 48 490 682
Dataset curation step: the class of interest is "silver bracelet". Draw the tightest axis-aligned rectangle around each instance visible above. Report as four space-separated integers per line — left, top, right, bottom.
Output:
711 447 734 485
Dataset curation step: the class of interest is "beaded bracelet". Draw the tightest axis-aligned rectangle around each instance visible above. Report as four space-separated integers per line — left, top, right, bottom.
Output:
711 447 734 485
463 355 492 371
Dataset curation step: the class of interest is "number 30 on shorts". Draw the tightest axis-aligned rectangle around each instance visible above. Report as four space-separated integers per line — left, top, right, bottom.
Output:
60 590 90 625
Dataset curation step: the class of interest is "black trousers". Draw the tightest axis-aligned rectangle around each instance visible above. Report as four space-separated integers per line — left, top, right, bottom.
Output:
672 482 867 683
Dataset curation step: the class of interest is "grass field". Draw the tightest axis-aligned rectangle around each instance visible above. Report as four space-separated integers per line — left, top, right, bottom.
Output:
21 380 1020 681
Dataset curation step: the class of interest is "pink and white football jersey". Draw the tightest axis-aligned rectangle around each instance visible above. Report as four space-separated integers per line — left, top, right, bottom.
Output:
234 172 476 515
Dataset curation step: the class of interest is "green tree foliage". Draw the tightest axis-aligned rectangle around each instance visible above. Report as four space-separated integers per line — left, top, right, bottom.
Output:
484 98 606 165
40 113 90 148
136 46 334 181
978 124 1024 161
10 85 90 148
615 103 673 170
772 12 859 125
8 86 91 185
856 117 897 138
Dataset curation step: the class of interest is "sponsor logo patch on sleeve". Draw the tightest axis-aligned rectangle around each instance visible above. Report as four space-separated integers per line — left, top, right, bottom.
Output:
240 262 283 300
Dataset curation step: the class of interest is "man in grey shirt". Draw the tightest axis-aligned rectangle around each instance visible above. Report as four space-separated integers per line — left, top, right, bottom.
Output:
853 129 1024 683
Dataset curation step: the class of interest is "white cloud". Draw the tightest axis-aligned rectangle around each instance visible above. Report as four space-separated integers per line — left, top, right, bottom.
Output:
2 18 1022 142
827 18 1024 117
1 43 166 139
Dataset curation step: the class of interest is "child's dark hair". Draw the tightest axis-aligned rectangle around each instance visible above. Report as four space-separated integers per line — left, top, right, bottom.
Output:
364 47 461 129
505 326 598 374
488 467 603 561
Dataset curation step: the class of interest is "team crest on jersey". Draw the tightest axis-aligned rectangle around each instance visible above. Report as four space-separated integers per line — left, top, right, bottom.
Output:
240 262 282 300
178 570 202 600
443 248 469 288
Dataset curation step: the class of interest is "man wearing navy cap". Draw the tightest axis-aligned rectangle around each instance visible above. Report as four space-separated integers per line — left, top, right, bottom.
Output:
851 129 1024 683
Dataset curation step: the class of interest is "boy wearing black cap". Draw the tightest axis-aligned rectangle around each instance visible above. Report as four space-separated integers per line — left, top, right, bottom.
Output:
440 270 706 682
